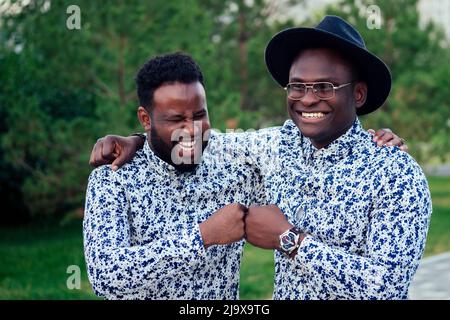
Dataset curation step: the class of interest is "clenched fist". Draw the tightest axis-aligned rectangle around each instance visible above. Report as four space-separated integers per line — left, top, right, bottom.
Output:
199 203 248 248
245 204 293 250
89 134 144 171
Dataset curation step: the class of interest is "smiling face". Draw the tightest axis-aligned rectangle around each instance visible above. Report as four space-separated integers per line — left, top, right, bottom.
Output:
138 81 210 172
287 48 367 149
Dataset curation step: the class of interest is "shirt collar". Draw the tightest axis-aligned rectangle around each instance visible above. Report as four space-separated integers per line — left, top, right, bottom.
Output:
300 118 365 165
143 140 179 176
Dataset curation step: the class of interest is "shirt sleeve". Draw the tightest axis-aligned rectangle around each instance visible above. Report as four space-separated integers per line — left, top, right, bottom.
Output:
83 167 206 298
211 128 281 204
291 155 432 299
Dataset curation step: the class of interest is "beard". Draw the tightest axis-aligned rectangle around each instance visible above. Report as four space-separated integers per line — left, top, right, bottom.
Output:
150 125 208 173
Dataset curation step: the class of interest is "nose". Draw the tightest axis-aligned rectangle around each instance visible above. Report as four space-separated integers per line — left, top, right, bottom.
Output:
181 120 195 138
299 87 320 108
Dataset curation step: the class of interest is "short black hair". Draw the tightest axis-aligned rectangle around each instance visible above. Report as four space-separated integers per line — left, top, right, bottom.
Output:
136 52 205 110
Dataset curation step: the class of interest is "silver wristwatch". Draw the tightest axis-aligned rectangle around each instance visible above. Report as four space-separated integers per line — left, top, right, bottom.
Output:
278 227 302 257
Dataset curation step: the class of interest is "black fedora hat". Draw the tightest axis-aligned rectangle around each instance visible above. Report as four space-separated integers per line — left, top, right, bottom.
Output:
265 15 391 115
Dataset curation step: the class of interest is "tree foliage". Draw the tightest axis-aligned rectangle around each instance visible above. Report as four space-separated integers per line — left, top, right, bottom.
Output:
0 0 447 222
0 0 293 221
323 0 450 163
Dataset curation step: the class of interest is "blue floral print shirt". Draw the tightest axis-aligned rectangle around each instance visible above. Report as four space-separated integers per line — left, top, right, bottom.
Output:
84 117 431 300
240 118 432 300
83 133 264 300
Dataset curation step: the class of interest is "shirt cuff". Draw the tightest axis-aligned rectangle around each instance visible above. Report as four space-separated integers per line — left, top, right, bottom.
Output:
182 223 207 270
293 234 388 295
293 234 319 273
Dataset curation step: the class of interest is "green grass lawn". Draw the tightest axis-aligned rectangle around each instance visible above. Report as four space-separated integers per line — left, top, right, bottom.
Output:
0 220 98 299
0 176 449 299
422 176 450 257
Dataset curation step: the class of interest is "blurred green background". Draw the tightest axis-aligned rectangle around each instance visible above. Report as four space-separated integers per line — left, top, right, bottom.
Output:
0 0 449 299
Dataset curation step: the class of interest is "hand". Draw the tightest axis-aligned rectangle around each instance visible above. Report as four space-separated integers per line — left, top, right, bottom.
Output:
89 135 144 171
368 128 409 152
245 204 293 250
199 203 247 248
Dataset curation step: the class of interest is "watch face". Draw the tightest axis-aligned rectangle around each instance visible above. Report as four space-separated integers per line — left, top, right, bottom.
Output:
280 232 297 252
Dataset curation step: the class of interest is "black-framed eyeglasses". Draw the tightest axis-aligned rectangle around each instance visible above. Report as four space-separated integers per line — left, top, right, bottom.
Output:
284 81 353 100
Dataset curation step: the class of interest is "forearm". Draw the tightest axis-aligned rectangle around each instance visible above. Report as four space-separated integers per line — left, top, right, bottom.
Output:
293 235 410 299
129 133 146 150
84 223 206 296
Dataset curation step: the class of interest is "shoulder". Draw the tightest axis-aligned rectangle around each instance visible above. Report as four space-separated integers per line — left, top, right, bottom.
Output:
88 148 148 186
116 148 148 176
88 164 116 184
366 141 429 193
372 142 424 176
351 130 428 185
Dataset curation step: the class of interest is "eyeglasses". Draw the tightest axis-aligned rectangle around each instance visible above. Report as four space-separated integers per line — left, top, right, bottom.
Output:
284 81 353 100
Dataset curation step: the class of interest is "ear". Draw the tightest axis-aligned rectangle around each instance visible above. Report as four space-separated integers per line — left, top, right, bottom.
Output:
137 106 152 131
354 81 368 110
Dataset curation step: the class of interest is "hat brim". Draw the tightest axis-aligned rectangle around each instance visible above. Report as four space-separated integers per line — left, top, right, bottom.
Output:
265 27 392 115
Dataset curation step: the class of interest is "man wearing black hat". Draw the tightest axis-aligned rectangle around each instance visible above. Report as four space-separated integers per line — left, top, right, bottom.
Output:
243 15 432 299
87 16 425 300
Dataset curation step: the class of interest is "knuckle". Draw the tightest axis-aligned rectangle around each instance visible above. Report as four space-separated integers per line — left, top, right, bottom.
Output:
101 148 108 157
104 135 116 144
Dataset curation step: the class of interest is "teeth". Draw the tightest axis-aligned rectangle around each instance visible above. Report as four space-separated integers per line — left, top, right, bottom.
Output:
302 112 325 119
178 141 195 149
